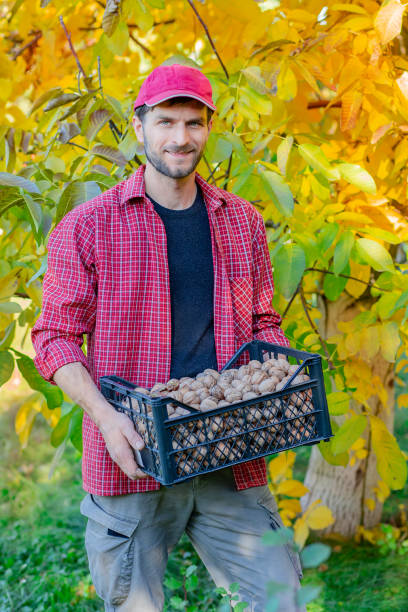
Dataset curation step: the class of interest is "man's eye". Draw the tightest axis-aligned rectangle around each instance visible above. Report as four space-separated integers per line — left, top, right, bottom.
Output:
159 120 170 125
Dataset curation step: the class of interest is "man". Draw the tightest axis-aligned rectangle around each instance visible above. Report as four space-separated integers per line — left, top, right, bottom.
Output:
32 64 304 611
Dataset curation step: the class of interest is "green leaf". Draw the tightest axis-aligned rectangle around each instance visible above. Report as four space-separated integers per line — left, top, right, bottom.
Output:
273 244 306 299
323 272 348 301
240 89 272 115
29 87 62 115
331 414 367 455
59 92 95 122
277 136 294 176
242 66 268 94
69 406 83 452
357 226 401 245
296 585 322 606
338 163 376 194
205 133 233 163
318 223 339 254
318 438 349 466
16 353 63 410
355 238 394 272
85 109 111 143
145 0 165 7
260 170 294 216
102 0 121 36
0 172 40 194
300 543 331 568
51 411 72 447
298 144 340 181
22 193 43 233
0 351 14 386
333 231 354 274
327 391 350 416
105 21 129 54
56 181 101 224
44 93 79 112
262 526 293 547
118 130 140 161
0 301 22 313
91 145 127 167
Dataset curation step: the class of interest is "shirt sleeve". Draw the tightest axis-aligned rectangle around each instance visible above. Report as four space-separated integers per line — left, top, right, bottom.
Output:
251 212 290 348
31 211 97 385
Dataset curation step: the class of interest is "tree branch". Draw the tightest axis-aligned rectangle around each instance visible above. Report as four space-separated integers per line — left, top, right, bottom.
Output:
186 0 229 80
281 284 300 321
222 154 233 189
59 16 87 79
307 100 341 109
299 285 334 369
12 31 42 59
129 32 153 57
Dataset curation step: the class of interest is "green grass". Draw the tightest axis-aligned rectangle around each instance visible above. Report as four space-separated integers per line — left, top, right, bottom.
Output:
2 399 408 611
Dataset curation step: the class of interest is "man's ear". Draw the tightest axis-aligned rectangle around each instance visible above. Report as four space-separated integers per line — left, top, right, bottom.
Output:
132 114 144 144
207 116 213 134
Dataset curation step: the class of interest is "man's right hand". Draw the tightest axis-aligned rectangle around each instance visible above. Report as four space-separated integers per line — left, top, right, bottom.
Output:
98 410 147 480
52 362 147 480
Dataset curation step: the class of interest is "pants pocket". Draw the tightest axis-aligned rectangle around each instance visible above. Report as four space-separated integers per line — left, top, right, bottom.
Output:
80 494 140 606
257 489 303 581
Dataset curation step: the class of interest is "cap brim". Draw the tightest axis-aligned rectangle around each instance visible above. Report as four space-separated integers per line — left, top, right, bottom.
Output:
142 90 216 111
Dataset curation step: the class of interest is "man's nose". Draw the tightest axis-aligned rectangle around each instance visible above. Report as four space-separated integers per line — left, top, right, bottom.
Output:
171 123 190 146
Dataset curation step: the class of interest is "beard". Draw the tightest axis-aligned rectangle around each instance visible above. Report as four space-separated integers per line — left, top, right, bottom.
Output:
143 132 205 179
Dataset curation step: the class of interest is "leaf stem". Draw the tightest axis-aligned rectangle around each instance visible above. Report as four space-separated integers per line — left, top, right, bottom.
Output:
299 285 334 369
59 16 87 79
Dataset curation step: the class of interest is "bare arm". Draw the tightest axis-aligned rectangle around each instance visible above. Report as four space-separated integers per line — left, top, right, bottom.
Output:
53 362 146 480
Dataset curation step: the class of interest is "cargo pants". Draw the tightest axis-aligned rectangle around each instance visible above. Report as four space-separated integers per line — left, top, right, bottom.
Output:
80 467 305 612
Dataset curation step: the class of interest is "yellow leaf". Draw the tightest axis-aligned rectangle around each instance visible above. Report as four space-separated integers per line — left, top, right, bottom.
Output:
15 393 42 448
375 0 407 45
370 415 407 489
380 321 401 362
276 479 309 497
365 498 376 511
277 64 297 101
0 269 22 300
268 451 295 482
341 90 363 131
397 393 408 408
345 260 371 298
279 498 302 516
360 325 380 360
293 516 309 549
306 505 335 530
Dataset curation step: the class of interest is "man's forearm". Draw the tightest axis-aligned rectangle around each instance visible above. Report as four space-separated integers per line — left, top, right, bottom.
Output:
52 361 115 429
52 361 146 480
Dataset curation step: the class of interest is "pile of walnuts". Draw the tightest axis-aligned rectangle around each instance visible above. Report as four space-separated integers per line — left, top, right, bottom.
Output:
129 357 314 477
135 357 310 415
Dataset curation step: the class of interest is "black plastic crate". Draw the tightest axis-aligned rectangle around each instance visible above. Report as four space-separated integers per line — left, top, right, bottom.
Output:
100 340 332 486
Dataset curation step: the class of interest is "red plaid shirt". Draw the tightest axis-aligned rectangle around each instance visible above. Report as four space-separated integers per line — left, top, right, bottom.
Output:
32 165 289 495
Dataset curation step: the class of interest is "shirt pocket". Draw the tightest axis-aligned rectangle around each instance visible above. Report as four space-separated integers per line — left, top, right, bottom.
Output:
80 493 140 606
229 276 253 344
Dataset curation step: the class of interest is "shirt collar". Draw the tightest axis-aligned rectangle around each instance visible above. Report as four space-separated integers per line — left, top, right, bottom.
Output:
119 164 226 212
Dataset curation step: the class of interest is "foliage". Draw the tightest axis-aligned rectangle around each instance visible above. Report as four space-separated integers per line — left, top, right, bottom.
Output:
268 450 334 547
1 0 408 533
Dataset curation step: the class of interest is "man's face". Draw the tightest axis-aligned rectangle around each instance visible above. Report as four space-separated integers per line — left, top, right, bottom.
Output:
132 100 212 179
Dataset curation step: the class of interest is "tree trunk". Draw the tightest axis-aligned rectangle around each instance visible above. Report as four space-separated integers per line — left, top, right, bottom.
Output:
301 295 395 537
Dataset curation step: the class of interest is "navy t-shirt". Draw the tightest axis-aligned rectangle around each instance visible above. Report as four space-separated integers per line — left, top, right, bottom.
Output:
147 187 218 379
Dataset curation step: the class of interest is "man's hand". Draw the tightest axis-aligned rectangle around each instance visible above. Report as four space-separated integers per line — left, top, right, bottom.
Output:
98 411 147 480
52 362 148 480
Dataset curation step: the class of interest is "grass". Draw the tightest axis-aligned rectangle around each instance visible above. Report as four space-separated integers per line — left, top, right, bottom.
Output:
2 393 408 611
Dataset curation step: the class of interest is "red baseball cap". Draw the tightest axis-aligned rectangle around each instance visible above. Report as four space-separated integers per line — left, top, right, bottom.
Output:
133 64 216 112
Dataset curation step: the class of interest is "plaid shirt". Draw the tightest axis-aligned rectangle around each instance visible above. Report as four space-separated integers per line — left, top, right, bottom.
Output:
32 165 289 495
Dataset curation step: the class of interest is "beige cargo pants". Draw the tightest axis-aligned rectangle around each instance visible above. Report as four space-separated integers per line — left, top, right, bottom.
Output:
80 467 304 612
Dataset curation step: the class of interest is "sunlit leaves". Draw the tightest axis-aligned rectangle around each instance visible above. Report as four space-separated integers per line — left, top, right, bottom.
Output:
337 163 376 194
0 172 40 194
260 170 294 216
298 144 340 181
374 0 407 45
0 350 14 386
355 238 394 272
273 244 306 298
56 181 101 224
370 416 407 489
16 353 63 410
331 414 367 455
91 144 127 167
102 0 122 36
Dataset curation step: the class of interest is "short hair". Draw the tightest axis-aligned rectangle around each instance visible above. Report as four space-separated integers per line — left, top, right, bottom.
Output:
134 96 214 124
